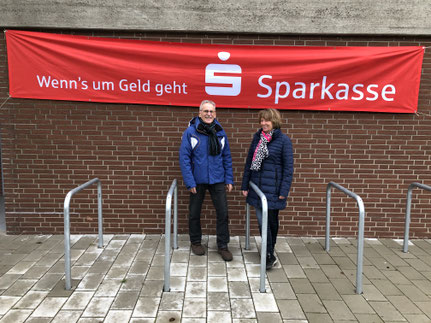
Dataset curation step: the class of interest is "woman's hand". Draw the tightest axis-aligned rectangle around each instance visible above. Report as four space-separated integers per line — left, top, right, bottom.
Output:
242 190 248 197
279 196 286 199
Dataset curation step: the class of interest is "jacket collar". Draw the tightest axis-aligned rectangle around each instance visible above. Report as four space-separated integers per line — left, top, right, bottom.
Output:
189 116 223 132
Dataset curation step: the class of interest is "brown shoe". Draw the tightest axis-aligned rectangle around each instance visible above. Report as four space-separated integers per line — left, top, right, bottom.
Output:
218 247 233 262
191 243 205 256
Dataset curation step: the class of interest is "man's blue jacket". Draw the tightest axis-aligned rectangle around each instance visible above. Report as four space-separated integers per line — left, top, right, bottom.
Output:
179 117 234 189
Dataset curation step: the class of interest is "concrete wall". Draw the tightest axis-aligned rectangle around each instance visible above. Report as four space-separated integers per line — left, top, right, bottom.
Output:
1 0 431 35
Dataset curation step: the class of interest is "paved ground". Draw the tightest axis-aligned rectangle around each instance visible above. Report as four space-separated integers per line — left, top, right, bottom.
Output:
1 233 431 323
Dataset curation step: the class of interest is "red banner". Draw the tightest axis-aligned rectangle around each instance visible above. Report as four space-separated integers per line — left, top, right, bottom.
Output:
6 30 424 113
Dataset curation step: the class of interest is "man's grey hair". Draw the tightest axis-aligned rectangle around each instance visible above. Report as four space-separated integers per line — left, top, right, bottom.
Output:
199 99 216 111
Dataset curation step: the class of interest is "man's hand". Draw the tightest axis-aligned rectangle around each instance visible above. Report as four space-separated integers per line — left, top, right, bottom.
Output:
242 190 248 197
190 187 197 194
226 184 233 192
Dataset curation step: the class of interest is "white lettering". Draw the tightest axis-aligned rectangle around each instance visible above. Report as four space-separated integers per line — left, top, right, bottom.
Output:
351 84 364 100
257 75 272 98
293 82 306 99
382 84 395 101
275 81 290 104
366 84 379 101
321 76 334 99
336 83 349 100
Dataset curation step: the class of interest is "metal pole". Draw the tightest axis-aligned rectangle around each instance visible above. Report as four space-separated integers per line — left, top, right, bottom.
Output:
260 197 268 293
245 204 250 250
63 178 102 290
325 186 331 252
164 179 177 292
325 181 365 295
97 181 103 248
356 197 365 294
249 181 268 293
403 182 431 253
64 195 72 290
164 192 172 292
173 183 178 249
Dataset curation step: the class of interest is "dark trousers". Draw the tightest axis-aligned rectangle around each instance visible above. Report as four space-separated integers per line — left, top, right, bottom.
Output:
255 207 279 257
189 183 230 248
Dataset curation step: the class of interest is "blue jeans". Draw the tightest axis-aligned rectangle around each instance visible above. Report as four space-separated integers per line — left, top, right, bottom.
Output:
189 183 230 249
255 207 279 256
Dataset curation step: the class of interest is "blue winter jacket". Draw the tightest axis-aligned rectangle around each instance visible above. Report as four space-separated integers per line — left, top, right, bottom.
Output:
179 117 234 189
241 128 294 210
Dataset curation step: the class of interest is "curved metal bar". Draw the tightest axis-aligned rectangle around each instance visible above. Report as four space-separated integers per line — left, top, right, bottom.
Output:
248 181 268 293
164 179 178 292
64 178 103 290
326 181 365 295
403 182 431 253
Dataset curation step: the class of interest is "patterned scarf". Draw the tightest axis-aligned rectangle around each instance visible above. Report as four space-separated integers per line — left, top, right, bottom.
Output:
250 130 273 171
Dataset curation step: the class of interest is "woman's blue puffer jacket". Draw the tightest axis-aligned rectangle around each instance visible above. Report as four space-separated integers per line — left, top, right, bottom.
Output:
241 128 294 210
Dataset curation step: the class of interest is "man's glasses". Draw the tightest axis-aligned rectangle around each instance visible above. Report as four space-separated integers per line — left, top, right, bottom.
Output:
201 110 215 114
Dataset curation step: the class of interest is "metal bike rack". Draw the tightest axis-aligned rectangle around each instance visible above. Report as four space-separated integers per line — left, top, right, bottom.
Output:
326 181 365 294
403 182 431 253
164 179 178 292
245 181 268 293
64 178 103 290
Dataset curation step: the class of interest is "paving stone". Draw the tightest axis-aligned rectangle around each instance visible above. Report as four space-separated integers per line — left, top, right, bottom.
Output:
276 299 306 320
296 294 326 314
159 292 184 311
50 310 82 323
387 295 422 314
0 296 20 315
231 298 256 319
76 273 104 290
14 291 49 309
323 299 356 321
289 278 315 294
63 291 95 310
227 267 248 281
111 291 140 309
312 282 342 300
282 265 306 279
21 266 50 279
103 310 133 323
305 313 333 323
341 294 375 314
207 311 231 322
252 292 278 312
2 279 36 296
329 278 356 295
32 273 63 291
207 292 230 310
403 314 431 323
270 282 296 300
396 284 429 302
229 281 251 298
0 274 21 290
139 280 163 297
95 278 122 297
185 281 206 297
32 297 68 317
187 266 207 281
120 274 145 291
354 313 384 323
368 300 406 321
182 297 206 318
82 296 114 317
369 278 403 296
0 309 32 323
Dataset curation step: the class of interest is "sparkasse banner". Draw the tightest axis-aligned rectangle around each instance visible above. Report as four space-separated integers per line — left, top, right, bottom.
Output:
5 30 424 113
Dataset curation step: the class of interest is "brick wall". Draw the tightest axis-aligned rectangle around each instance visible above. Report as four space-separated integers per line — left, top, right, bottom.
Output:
1 30 431 238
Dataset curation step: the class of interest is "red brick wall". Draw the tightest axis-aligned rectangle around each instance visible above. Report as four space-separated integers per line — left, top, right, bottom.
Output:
1 30 431 238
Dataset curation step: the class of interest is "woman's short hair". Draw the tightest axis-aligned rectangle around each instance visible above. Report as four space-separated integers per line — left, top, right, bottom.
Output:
258 108 282 129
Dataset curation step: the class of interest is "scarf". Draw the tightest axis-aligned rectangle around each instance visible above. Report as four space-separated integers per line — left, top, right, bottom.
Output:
250 130 273 171
198 118 221 156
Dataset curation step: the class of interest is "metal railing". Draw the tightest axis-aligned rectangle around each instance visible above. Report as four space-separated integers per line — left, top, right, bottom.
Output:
245 181 268 293
326 181 365 294
164 179 178 292
64 178 103 290
403 182 431 253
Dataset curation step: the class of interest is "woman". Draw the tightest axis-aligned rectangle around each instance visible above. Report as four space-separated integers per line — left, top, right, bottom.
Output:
241 108 294 269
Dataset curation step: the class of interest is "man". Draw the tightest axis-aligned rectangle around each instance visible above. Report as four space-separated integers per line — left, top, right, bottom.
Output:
179 99 234 261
